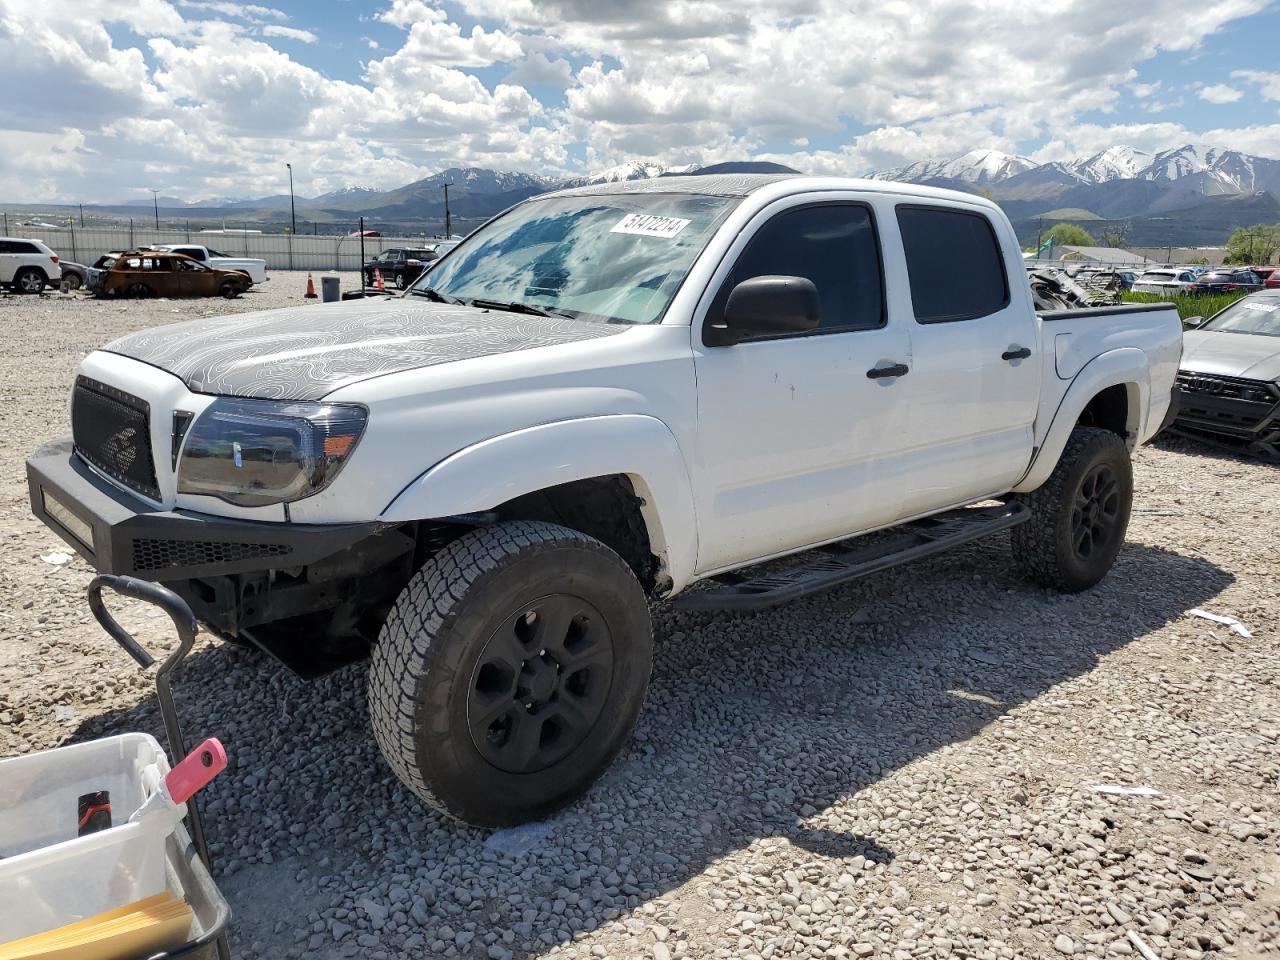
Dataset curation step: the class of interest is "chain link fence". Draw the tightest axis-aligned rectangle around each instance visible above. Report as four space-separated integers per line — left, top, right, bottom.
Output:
5 225 447 272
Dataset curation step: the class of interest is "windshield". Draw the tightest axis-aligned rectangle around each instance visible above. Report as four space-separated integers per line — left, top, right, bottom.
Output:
411 193 739 324
1140 272 1176 281
1201 295 1280 337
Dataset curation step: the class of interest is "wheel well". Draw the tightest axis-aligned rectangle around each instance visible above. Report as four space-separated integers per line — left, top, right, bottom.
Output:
492 475 659 593
1077 384 1130 439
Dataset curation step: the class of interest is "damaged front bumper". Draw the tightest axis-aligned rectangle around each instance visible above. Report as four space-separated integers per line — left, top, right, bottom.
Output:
27 437 382 582
1171 372 1280 456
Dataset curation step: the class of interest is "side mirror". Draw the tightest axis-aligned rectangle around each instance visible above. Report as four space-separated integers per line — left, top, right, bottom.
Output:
1182 315 1204 330
708 275 820 346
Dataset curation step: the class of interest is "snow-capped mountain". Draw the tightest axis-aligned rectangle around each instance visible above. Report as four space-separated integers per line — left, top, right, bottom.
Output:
1138 144 1280 194
869 149 1037 186
1065 146 1152 184
579 160 698 185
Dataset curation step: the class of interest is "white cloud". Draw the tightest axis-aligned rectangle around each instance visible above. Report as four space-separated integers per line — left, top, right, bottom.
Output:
1233 69 1280 101
262 25 317 43
179 1 287 20
1 0 1277 201
1198 83 1243 103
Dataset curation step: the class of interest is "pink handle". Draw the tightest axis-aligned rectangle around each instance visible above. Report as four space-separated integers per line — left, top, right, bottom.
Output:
164 738 227 805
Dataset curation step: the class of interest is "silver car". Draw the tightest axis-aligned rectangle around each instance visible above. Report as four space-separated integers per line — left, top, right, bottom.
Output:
1174 290 1280 457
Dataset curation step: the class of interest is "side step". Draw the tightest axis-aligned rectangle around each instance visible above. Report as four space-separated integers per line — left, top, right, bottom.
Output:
674 502 1029 612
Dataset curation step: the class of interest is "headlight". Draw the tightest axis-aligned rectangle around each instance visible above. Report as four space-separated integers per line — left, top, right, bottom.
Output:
177 398 367 507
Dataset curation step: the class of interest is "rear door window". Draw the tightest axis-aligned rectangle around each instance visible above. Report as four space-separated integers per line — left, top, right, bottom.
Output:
896 206 1009 323
710 203 885 336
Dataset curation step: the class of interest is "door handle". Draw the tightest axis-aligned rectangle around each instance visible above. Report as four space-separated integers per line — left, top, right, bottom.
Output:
866 362 909 380
1001 346 1032 361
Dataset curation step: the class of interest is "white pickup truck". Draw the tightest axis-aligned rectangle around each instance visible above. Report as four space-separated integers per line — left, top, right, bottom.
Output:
28 175 1181 826
149 244 267 284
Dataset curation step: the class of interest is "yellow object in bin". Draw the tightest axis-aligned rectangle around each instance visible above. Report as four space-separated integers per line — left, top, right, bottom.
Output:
0 891 193 960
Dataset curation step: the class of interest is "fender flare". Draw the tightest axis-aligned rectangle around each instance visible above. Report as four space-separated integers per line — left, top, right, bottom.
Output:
380 414 699 593
1012 348 1150 494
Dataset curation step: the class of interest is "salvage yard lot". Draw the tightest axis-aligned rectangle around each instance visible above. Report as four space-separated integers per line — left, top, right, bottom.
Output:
0 285 1277 960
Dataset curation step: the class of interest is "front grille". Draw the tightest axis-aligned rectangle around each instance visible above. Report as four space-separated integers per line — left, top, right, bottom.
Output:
1176 371 1280 434
132 538 293 572
1176 371 1280 405
72 376 160 499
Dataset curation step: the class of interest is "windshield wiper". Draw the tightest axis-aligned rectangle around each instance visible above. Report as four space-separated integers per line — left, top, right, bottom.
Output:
464 298 577 320
409 286 459 304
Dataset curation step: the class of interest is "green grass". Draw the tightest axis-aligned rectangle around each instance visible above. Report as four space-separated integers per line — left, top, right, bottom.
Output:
1121 289 1247 321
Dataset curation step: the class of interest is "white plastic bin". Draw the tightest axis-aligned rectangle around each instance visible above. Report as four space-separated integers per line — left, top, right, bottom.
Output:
0 733 187 942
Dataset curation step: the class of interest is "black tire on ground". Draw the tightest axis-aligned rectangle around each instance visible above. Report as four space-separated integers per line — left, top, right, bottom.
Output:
63 273 82 291
395 271 407 289
127 282 153 299
368 520 652 826
219 280 239 299
13 267 45 294
1012 426 1133 592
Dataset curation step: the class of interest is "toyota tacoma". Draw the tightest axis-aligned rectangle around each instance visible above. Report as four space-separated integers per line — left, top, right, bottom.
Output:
28 175 1182 826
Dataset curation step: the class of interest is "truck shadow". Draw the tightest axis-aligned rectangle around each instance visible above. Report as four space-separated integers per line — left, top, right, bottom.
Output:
64 537 1231 959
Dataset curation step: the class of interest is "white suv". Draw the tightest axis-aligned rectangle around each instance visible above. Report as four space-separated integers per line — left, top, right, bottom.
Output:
0 237 62 294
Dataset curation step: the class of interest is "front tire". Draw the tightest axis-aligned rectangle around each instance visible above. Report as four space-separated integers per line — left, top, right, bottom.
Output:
219 280 239 299
14 267 45 294
1012 426 1133 592
369 521 652 826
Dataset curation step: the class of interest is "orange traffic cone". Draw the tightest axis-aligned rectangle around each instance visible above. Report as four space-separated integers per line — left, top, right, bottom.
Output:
304 273 318 298
374 267 384 292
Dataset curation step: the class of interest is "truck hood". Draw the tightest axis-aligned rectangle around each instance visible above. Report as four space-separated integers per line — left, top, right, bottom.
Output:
102 296 630 401
1181 329 1280 382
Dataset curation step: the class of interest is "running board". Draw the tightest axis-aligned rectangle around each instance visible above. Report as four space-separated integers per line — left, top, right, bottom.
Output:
674 502 1029 612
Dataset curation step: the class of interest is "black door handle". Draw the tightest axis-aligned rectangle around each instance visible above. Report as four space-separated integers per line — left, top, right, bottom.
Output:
866 362 909 379
1002 346 1032 361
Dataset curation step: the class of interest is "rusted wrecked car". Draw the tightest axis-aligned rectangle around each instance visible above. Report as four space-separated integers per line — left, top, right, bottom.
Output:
89 249 252 299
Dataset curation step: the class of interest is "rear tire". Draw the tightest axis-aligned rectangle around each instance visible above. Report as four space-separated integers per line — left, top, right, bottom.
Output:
63 273 82 291
127 282 153 299
395 271 407 290
219 280 239 299
1012 426 1132 592
13 267 45 294
368 521 652 826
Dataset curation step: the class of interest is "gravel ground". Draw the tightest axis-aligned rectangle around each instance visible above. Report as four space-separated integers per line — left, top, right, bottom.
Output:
1 281 1277 960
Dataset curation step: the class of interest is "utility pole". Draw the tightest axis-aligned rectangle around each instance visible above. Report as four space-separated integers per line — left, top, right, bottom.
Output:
78 203 84 227
1036 217 1043 255
286 162 297 235
442 181 453 238
150 189 159 229
359 216 366 287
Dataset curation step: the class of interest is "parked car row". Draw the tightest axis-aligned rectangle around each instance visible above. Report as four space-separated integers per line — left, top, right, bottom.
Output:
1130 265 1275 296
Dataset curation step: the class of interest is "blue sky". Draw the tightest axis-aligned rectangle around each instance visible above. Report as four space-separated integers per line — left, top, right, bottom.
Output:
3 0 1280 200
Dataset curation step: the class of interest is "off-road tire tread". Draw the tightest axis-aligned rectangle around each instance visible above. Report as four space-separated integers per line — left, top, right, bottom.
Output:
368 520 645 821
1012 426 1130 590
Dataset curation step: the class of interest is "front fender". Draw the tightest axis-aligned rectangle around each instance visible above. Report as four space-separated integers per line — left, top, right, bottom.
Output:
381 415 699 593
1013 348 1150 494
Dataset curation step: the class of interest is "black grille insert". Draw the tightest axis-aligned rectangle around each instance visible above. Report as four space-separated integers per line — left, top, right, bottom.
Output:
72 376 160 500
132 538 294 572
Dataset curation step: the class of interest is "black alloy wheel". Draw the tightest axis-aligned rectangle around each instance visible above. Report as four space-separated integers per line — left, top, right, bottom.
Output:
468 594 614 774
1071 463 1121 561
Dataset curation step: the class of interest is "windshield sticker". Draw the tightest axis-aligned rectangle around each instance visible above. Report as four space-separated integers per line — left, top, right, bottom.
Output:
610 214 692 239
1241 301 1277 313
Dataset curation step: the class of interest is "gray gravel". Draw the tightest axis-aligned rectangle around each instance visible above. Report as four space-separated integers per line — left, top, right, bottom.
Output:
0 282 1277 959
